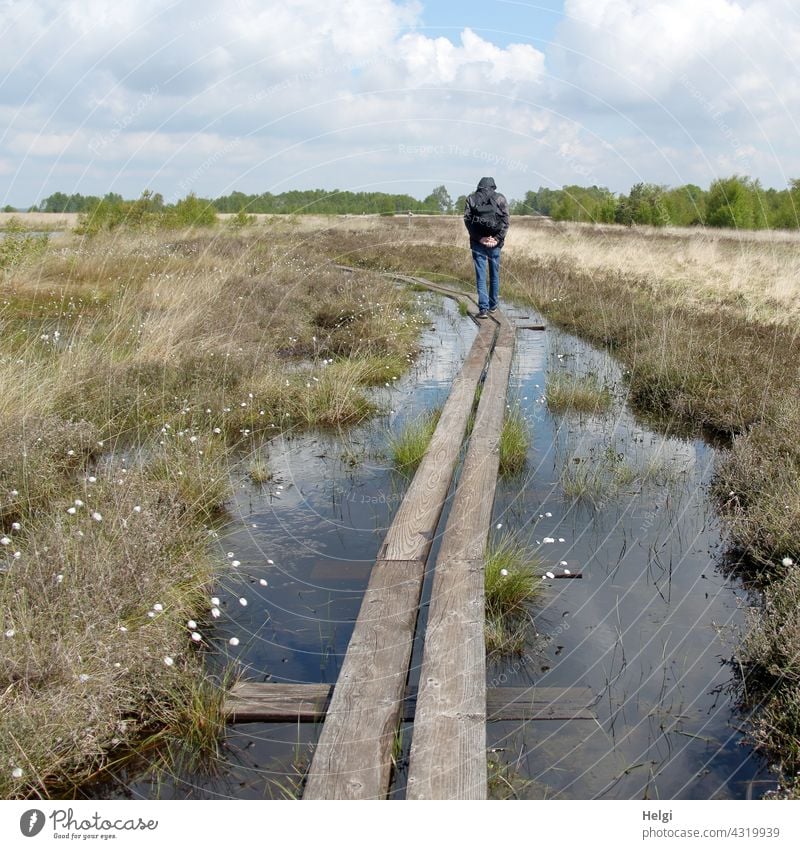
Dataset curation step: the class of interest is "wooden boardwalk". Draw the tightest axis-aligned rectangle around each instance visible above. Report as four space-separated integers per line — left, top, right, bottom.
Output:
405 304 516 799
223 273 588 799
303 280 495 799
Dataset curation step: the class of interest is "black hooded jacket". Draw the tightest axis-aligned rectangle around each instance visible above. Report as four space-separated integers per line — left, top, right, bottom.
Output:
463 177 510 247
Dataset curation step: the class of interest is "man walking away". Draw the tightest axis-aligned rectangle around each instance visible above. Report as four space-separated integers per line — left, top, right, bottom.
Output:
463 176 509 318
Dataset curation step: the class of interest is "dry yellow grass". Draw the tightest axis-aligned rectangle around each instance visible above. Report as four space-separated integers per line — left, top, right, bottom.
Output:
504 219 800 325
0 224 423 798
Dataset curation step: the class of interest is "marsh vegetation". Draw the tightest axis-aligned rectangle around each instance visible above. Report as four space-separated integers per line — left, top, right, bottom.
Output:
0 222 423 797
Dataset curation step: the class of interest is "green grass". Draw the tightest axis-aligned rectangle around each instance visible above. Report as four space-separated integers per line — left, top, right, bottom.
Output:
545 372 613 414
499 406 529 475
247 456 272 484
0 227 426 799
484 535 541 656
387 407 441 473
487 753 537 799
310 216 800 792
560 460 612 506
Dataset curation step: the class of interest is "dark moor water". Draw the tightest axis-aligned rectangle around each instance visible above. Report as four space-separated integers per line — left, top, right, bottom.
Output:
106 291 773 800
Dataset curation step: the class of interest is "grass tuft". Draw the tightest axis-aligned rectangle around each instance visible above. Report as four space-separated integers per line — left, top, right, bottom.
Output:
484 535 541 655
545 372 612 414
387 407 441 473
498 405 529 475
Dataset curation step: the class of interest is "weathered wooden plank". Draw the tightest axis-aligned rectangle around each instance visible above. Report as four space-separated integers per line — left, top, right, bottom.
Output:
406 305 517 800
224 683 596 723
302 559 425 799
308 560 372 581
302 287 497 800
517 324 547 331
225 683 331 722
406 558 487 799
379 321 494 562
486 687 595 721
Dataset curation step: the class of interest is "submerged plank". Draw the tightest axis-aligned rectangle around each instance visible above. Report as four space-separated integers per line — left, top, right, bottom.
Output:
225 683 331 722
486 687 596 721
224 683 596 723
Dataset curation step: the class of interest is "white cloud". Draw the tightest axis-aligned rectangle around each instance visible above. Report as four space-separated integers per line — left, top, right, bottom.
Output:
2 0 800 204
397 28 545 88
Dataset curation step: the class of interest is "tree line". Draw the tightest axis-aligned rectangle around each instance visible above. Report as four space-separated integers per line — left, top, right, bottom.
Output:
511 176 800 229
14 175 800 230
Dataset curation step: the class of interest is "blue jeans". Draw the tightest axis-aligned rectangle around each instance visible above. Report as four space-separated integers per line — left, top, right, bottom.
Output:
471 242 501 312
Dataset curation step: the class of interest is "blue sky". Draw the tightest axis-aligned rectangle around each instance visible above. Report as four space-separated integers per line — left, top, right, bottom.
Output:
1 1 798 206
418 1 564 48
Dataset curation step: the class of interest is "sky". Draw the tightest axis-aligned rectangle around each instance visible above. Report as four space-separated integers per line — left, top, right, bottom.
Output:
1 0 799 206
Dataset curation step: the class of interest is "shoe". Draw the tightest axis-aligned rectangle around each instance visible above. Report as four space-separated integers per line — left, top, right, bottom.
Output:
477 310 489 319
488 307 498 314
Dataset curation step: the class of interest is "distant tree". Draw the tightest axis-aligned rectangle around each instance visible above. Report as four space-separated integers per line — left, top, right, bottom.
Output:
40 192 70 212
2 204 16 212
767 178 800 229
706 176 756 229
424 185 453 214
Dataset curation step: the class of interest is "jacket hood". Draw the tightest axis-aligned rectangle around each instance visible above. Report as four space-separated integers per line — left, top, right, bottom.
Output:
477 177 496 191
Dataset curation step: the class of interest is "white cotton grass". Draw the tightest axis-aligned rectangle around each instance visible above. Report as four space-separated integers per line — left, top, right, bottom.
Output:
11 767 23 779
229 637 240 646
500 569 509 577
211 607 221 619
238 597 248 606
782 557 794 567
91 512 103 522
542 537 555 544
163 656 174 667
191 632 202 642
259 578 268 586
211 597 220 606
187 620 197 630
11 522 21 531
0 536 10 545
545 571 555 579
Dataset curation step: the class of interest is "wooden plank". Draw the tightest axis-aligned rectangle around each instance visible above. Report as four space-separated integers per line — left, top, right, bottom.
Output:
406 558 487 799
379 321 494 562
406 305 517 800
518 324 546 331
308 560 372 582
224 683 596 723
302 281 497 800
486 687 596 721
225 683 331 722
303 559 425 799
